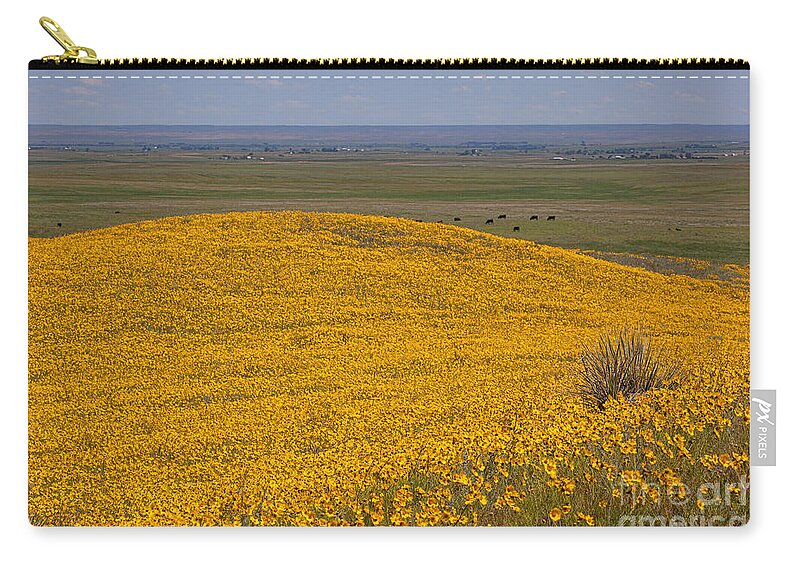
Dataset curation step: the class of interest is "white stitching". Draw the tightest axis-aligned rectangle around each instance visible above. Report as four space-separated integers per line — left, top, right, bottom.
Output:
29 73 750 80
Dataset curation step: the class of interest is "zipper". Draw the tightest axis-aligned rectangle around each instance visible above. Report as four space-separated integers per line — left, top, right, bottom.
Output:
38 17 98 65
31 16 749 70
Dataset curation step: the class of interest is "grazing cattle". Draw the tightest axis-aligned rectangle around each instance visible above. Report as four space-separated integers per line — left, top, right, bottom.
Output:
414 219 423 222
498 214 507 219
513 226 520 232
486 218 494 225
436 220 444 223
530 215 538 220
675 227 682 231
56 222 62 228
114 210 120 214
547 215 556 221
454 217 461 221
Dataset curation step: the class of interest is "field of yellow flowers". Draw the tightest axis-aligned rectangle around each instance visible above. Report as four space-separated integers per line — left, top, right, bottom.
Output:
28 211 750 526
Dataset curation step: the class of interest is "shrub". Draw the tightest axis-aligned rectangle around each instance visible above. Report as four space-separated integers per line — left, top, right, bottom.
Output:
576 327 683 410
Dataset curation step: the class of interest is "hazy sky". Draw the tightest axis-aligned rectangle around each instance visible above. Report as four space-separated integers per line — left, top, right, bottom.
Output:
28 70 749 125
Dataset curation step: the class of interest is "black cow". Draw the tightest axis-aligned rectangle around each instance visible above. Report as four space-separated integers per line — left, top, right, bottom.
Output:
486 218 494 225
498 214 507 219
547 215 556 221
513 226 520 232
56 222 62 228
454 217 461 221
414 219 423 222
114 210 121 214
530 215 538 220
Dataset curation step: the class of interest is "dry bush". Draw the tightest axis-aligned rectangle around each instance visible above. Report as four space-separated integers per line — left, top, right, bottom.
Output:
577 327 683 410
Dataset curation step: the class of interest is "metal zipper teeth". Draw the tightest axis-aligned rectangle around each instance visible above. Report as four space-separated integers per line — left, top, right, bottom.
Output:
29 57 749 70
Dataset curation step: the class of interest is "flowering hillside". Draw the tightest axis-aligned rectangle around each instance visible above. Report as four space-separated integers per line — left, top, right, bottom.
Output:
28 211 749 526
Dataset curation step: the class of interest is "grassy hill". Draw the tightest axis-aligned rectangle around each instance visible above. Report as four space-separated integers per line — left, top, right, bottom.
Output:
28 149 749 266
28 211 750 526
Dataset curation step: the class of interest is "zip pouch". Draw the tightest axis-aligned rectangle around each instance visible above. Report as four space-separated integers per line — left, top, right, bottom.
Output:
28 17 750 527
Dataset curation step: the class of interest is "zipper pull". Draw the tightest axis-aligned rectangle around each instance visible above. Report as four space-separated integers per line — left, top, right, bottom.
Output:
39 16 98 64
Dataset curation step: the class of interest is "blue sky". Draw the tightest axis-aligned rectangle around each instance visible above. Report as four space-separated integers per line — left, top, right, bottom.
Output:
28 70 749 125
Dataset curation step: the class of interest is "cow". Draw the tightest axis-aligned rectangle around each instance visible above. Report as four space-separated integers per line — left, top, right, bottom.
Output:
114 210 121 214
486 218 494 225
530 215 538 220
454 217 461 221
498 214 507 219
414 219 423 222
513 226 520 232
436 220 444 223
547 215 556 221
56 222 62 228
